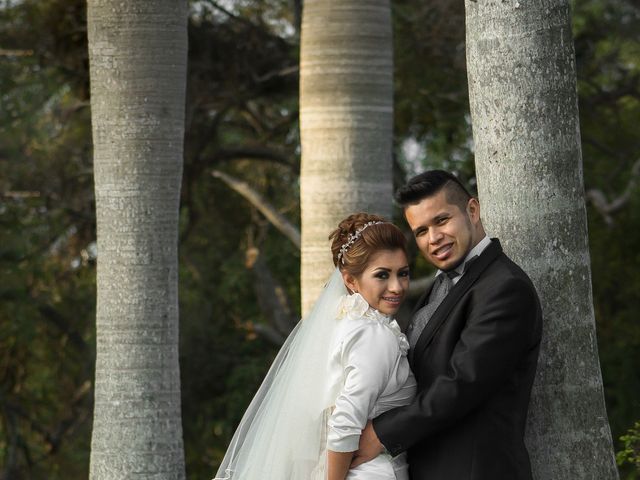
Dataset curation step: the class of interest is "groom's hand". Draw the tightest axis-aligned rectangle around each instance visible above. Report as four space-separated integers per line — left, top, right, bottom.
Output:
351 421 384 468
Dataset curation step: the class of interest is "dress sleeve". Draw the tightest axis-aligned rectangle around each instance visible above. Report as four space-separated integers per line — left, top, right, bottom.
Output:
327 322 398 452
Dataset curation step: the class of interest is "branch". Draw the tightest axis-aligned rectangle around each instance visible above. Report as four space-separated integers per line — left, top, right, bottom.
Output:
246 247 297 337
252 323 286 347
0 49 34 57
207 1 242 21
211 169 301 248
2 191 41 199
37 305 87 352
4 379 91 459
254 65 299 84
586 158 640 225
213 168 433 316
206 1 260 30
214 146 294 169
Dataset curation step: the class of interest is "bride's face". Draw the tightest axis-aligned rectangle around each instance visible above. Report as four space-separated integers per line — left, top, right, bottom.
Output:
342 249 410 316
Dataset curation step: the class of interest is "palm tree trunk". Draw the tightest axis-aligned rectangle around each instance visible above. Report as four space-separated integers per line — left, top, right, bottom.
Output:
299 0 394 314
87 1 187 478
465 1 618 477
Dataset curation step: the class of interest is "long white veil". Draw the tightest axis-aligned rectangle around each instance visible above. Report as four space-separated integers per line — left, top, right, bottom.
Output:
214 268 346 480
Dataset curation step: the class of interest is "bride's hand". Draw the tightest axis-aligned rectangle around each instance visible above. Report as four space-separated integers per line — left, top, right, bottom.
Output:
350 421 384 468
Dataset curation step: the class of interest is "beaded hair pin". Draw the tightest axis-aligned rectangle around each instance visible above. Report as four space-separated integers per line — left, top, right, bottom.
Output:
337 221 384 264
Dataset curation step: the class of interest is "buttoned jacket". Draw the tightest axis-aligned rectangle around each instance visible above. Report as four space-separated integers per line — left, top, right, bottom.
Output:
373 239 543 480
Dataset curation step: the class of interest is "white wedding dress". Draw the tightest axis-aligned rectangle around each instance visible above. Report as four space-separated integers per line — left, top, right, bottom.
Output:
324 293 417 479
213 269 416 480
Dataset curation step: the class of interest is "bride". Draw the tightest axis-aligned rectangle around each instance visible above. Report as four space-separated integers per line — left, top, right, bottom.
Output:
213 213 416 480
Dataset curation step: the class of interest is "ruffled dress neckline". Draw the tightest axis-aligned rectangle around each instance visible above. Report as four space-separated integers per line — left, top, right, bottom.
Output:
337 293 410 356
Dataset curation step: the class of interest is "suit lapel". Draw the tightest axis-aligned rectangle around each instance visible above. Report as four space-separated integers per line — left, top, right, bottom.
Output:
410 239 503 375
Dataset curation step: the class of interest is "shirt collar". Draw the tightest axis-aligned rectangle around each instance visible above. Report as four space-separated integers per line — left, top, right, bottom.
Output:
436 235 491 277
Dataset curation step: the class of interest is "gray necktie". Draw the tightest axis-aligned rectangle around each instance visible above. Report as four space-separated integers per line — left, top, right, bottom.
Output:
407 270 460 361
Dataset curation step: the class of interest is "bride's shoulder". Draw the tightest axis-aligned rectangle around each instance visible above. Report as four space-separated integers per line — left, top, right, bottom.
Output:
335 294 384 330
336 293 370 320
333 294 409 356
333 295 396 341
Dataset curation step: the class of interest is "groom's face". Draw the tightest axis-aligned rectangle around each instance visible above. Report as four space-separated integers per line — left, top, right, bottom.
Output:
404 189 481 272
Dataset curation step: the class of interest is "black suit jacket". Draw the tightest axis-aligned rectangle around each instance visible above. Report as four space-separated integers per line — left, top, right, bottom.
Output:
374 239 542 480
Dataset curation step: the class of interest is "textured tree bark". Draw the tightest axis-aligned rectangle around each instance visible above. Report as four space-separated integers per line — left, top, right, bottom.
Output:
87 1 187 478
299 0 394 314
465 1 619 478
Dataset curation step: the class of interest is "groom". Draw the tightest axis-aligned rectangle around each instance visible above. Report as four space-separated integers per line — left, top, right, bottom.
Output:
354 170 542 479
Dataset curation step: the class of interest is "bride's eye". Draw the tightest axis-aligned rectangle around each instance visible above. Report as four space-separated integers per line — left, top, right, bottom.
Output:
374 271 389 279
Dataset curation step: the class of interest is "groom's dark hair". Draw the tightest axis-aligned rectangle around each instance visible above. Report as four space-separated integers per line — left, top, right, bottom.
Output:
395 170 472 211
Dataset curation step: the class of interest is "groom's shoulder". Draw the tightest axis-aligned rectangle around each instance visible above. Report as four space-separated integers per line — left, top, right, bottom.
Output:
481 240 536 286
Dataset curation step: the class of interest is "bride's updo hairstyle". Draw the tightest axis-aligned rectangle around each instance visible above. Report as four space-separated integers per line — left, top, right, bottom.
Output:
329 213 407 277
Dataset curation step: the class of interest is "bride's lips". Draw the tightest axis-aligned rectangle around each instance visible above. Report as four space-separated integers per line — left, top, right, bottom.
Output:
431 243 453 261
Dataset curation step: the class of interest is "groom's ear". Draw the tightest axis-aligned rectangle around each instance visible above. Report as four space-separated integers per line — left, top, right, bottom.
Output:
467 198 481 223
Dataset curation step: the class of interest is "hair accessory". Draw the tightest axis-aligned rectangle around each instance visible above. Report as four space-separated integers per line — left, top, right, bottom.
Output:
337 221 384 264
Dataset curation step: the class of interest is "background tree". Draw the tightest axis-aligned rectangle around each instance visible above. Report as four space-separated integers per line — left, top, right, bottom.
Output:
0 0 638 478
299 0 394 312
465 0 619 477
0 0 96 477
572 8 640 476
87 0 188 478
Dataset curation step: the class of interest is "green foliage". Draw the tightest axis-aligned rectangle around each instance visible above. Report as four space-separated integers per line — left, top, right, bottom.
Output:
0 186 95 479
617 421 640 478
572 3 640 475
1 0 95 477
392 0 473 174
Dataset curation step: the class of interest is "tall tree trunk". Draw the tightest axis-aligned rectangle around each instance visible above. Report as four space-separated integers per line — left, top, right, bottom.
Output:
299 0 393 314
465 1 618 478
87 1 187 478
